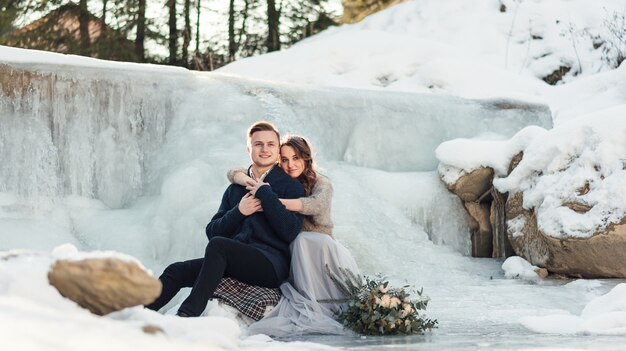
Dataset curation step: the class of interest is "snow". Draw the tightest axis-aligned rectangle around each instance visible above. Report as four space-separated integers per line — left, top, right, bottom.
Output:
0 45 185 73
494 107 626 238
437 106 626 239
1 0 626 349
501 256 544 283
522 283 626 336
219 0 625 100
435 125 548 183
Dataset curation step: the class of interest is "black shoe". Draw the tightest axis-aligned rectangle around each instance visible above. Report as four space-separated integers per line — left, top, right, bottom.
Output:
176 310 192 317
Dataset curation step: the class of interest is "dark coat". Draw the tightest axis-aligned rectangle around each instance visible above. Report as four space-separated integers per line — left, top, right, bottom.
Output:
205 166 305 281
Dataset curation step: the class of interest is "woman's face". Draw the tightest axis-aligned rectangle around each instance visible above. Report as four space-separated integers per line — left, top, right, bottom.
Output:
280 145 305 178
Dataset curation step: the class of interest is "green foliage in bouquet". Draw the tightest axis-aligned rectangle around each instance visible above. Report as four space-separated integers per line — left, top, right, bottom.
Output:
322 265 438 335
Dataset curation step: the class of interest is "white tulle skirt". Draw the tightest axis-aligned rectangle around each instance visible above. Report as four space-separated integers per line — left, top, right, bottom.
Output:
246 231 360 337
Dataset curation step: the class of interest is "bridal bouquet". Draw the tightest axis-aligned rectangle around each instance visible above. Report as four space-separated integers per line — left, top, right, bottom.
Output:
325 266 437 335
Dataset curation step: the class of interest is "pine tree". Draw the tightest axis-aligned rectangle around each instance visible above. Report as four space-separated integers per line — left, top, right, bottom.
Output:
266 0 281 52
182 0 191 66
136 0 146 61
79 0 90 55
168 0 178 64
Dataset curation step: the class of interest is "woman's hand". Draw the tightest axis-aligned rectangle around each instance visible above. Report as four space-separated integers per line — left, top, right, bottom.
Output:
246 179 269 197
234 172 255 187
238 193 261 216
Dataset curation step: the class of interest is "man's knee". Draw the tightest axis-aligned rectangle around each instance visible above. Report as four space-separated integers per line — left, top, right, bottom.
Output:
161 261 185 281
205 237 232 260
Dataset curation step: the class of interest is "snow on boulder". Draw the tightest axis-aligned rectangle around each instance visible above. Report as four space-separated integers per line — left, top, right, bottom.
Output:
497 108 626 277
437 107 626 277
502 256 548 282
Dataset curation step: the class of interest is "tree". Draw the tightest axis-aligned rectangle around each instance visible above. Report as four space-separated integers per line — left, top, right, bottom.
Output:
228 0 236 61
280 0 337 46
79 0 90 55
102 0 108 25
0 0 23 38
0 0 340 68
0 0 54 40
182 0 191 66
136 0 146 61
266 0 281 52
195 0 200 53
168 0 178 64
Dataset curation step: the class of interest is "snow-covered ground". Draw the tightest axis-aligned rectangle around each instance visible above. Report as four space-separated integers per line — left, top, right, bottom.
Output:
2 0 626 350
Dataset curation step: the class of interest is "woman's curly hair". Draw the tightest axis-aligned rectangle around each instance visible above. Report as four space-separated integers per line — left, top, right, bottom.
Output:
281 135 317 196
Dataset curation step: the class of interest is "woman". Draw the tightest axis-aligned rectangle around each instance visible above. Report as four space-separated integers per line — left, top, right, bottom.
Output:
229 135 360 336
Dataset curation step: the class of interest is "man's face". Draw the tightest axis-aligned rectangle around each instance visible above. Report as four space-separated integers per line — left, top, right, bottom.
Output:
248 130 280 168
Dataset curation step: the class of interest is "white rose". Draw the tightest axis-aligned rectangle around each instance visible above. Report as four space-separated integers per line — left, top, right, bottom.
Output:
390 297 401 309
401 305 414 318
379 294 391 308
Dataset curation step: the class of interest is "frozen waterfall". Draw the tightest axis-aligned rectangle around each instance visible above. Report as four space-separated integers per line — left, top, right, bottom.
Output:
0 56 551 269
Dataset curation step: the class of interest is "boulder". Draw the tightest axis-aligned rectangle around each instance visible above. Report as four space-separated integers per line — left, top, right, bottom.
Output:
506 191 626 278
464 201 493 257
142 325 164 335
444 167 494 202
48 258 162 315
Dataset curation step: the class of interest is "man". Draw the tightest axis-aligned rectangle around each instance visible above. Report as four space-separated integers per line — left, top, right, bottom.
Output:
147 121 304 317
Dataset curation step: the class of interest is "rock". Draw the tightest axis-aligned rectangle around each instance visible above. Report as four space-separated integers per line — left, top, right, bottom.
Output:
534 268 549 278
577 182 590 196
542 66 571 85
508 152 523 174
48 258 162 315
506 191 626 278
562 201 592 214
444 167 494 202
341 0 405 24
142 325 164 335
490 189 514 258
464 202 493 257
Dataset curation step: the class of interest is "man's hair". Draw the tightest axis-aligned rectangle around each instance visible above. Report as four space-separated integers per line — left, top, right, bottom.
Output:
247 121 280 144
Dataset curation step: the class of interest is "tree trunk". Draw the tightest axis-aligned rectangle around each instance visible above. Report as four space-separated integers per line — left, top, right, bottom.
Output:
79 0 90 55
135 0 146 62
182 0 191 67
168 0 178 65
102 0 108 25
237 0 251 51
195 0 201 53
266 0 280 52
228 0 236 61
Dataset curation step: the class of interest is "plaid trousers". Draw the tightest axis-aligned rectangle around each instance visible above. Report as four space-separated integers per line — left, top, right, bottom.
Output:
213 277 281 321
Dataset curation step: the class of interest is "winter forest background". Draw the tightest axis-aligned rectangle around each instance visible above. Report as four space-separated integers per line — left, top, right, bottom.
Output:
0 0 393 69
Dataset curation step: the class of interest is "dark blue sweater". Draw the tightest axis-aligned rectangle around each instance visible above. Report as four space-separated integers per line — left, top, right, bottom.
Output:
205 166 305 281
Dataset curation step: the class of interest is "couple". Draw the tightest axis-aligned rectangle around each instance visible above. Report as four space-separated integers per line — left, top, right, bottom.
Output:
147 120 359 336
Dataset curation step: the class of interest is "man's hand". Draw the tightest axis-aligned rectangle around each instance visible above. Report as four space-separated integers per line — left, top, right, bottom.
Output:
238 193 261 216
246 179 269 196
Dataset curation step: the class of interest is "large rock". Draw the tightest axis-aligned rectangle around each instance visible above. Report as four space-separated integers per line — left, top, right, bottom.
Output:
48 258 162 315
506 192 626 278
445 167 494 202
464 201 493 257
